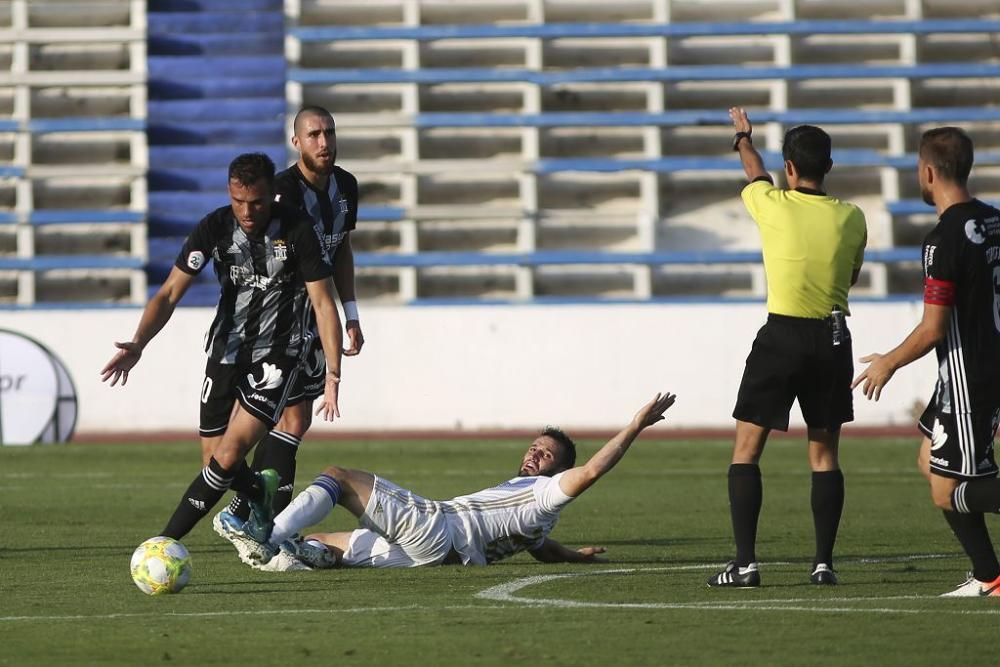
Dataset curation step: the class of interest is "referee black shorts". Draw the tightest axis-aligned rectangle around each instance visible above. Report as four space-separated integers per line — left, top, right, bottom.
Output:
733 313 854 432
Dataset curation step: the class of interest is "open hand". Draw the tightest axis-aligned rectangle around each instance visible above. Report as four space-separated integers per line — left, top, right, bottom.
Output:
315 374 341 421
729 107 752 135
633 392 677 430
100 341 142 386
576 546 608 563
852 352 894 401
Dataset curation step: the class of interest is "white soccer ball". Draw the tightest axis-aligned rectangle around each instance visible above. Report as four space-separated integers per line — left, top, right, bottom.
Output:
130 536 192 595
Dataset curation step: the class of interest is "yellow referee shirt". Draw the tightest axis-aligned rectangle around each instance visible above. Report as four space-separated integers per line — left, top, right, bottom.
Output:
741 180 867 318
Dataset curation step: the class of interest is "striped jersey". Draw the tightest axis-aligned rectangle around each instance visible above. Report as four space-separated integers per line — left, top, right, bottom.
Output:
174 203 333 365
441 473 575 565
922 199 1000 414
274 164 358 266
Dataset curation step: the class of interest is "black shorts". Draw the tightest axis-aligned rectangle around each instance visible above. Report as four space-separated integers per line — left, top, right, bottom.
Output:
919 397 1000 480
199 355 301 437
285 337 326 406
733 313 854 432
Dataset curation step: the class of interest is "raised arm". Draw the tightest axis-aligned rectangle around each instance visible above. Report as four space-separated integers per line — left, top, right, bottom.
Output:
305 276 344 420
730 107 771 183
100 266 194 386
557 392 676 498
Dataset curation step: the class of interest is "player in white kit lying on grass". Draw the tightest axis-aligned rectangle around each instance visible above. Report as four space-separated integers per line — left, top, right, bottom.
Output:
215 391 676 570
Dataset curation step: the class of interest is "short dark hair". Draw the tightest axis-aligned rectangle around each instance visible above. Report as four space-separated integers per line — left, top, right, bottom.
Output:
293 105 335 135
228 152 275 187
540 426 577 471
919 127 974 185
782 125 832 182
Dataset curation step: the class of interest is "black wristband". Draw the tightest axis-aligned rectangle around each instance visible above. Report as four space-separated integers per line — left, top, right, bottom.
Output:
733 131 752 151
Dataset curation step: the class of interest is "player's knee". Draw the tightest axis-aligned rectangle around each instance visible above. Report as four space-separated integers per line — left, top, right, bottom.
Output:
276 405 312 437
930 485 954 511
322 465 348 481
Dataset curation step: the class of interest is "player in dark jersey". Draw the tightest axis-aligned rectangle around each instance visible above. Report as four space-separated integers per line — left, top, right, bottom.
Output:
218 108 365 547
100 152 345 544
854 127 1000 597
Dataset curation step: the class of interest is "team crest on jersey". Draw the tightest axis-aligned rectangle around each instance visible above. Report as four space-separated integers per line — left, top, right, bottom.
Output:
186 251 205 271
273 239 288 261
338 197 349 215
930 418 948 450
247 362 284 391
966 219 987 245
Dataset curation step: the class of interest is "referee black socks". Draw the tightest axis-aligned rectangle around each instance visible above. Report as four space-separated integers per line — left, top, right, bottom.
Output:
728 463 762 567
811 470 844 569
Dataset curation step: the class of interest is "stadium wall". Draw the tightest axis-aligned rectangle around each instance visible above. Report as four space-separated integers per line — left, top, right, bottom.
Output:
4 302 935 436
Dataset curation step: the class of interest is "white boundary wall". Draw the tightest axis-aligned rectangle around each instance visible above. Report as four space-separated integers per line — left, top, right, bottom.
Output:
3 301 935 435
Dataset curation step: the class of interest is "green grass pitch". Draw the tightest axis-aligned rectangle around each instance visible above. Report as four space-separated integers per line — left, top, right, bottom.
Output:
1 436 997 666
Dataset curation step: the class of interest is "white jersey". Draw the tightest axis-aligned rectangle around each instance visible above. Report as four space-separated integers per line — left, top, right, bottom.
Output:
440 473 574 565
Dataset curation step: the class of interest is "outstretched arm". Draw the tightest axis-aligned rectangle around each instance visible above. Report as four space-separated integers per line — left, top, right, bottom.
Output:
100 267 194 386
557 392 676 498
730 107 771 183
529 537 607 564
852 302 950 401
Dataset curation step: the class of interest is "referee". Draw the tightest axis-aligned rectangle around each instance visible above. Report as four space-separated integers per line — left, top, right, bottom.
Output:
707 108 867 588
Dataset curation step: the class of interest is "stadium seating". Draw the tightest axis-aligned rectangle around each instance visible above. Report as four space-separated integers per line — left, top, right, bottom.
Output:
282 0 1000 302
145 0 286 304
0 0 147 305
5 0 999 305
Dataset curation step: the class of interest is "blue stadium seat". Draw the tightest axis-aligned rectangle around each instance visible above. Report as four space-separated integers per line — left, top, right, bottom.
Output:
350 247 922 268
414 108 1000 129
291 19 1000 42
290 62 1000 86
0 255 144 270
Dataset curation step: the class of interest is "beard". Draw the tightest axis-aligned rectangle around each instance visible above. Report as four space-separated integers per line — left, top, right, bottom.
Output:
920 185 935 206
303 150 335 175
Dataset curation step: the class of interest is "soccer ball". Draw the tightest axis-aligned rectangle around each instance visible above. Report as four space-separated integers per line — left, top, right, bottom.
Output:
130 536 192 595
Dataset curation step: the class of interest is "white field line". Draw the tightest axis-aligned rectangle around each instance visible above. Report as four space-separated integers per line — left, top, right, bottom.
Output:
0 554 988 623
475 555 1000 615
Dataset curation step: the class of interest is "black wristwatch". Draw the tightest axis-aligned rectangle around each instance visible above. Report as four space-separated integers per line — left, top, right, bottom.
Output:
732 131 752 151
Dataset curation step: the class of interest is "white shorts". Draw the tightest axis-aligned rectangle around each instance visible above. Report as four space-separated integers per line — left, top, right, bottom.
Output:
341 475 452 568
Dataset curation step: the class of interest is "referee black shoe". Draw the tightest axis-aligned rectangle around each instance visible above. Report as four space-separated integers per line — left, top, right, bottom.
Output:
810 563 838 585
707 561 760 588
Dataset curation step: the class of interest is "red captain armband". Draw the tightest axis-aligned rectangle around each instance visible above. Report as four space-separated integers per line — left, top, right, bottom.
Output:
923 277 956 306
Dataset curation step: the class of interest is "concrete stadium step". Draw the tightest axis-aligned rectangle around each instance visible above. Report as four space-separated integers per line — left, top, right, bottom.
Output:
153 0 282 11
148 77 285 100
147 56 286 79
148 33 284 56
147 98 285 122
147 12 283 35
149 144 286 169
147 120 284 145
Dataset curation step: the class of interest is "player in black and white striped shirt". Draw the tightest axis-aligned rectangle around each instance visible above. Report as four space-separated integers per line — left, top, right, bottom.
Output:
221 107 365 540
101 152 345 543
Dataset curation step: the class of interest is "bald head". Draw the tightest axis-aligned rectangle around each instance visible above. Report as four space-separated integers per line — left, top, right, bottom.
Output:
293 106 335 136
